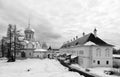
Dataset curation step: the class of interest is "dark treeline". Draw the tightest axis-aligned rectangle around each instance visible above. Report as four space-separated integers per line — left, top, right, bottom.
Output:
113 48 120 54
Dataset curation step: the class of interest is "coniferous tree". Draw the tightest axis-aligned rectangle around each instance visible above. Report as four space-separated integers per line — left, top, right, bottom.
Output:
7 25 23 62
7 24 14 62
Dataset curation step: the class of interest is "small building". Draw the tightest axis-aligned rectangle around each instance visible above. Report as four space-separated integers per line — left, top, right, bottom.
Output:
60 29 113 68
47 48 59 59
33 49 47 59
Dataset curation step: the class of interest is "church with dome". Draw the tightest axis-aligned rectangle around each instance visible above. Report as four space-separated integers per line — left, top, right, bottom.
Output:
17 25 48 58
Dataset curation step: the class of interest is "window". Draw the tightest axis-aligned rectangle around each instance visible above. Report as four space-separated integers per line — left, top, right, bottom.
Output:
77 51 79 55
79 58 83 65
29 53 31 56
26 44 28 48
29 34 31 38
93 60 95 63
96 48 101 57
79 50 84 55
106 61 109 65
37 55 39 58
72 51 74 54
17 52 19 55
76 42 79 45
97 61 100 65
105 48 110 57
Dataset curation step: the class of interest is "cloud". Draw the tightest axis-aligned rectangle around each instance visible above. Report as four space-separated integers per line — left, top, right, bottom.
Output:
0 0 62 47
0 0 120 48
33 24 61 41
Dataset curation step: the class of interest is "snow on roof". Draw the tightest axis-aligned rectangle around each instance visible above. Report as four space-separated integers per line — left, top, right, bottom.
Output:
66 53 71 55
113 54 120 57
84 41 96 45
71 55 78 59
34 49 47 52
24 40 29 44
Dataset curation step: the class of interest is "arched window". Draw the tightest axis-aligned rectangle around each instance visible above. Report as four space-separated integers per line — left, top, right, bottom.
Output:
97 61 100 65
93 60 95 63
105 48 110 57
96 48 101 57
26 44 28 48
26 35 27 39
29 34 31 39
79 58 83 65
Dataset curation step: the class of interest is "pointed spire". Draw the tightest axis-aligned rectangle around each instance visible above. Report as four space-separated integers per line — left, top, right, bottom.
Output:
28 16 31 28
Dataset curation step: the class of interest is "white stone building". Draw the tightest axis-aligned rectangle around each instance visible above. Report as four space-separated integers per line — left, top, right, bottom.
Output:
60 29 113 68
33 49 47 59
16 25 48 58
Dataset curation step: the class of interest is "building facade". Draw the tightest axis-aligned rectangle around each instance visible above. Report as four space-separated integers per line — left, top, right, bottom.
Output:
16 25 48 58
60 29 113 68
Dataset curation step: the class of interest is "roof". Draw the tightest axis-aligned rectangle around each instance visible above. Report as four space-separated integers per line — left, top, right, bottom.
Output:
34 49 47 52
24 26 35 32
113 54 120 58
61 33 113 48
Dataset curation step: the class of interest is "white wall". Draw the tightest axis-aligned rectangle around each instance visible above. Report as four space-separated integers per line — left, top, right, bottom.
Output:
60 46 91 68
60 45 113 68
91 46 113 67
33 52 46 59
78 56 91 68
60 46 90 57
24 50 34 58
16 52 21 58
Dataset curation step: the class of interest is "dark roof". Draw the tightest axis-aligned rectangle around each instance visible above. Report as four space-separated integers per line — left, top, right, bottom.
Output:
61 33 113 48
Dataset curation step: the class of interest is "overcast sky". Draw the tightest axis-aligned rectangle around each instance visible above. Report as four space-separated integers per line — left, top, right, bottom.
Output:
0 0 120 48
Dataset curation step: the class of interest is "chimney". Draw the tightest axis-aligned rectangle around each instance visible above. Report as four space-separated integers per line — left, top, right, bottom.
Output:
73 38 75 41
83 32 85 36
76 36 78 39
94 28 97 37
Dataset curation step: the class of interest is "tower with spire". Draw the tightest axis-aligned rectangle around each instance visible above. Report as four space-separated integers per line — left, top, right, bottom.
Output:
24 18 35 41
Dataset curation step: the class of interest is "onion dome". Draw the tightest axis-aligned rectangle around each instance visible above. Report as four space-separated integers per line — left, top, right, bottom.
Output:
24 25 35 33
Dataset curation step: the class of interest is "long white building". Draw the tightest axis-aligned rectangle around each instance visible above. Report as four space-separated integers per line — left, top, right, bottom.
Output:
60 29 113 68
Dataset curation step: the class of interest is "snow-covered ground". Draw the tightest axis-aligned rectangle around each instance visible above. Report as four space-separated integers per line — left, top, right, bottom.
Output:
0 58 84 77
89 67 119 77
70 64 119 77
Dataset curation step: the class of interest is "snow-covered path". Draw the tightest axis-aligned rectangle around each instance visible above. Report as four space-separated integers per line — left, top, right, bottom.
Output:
0 59 84 77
